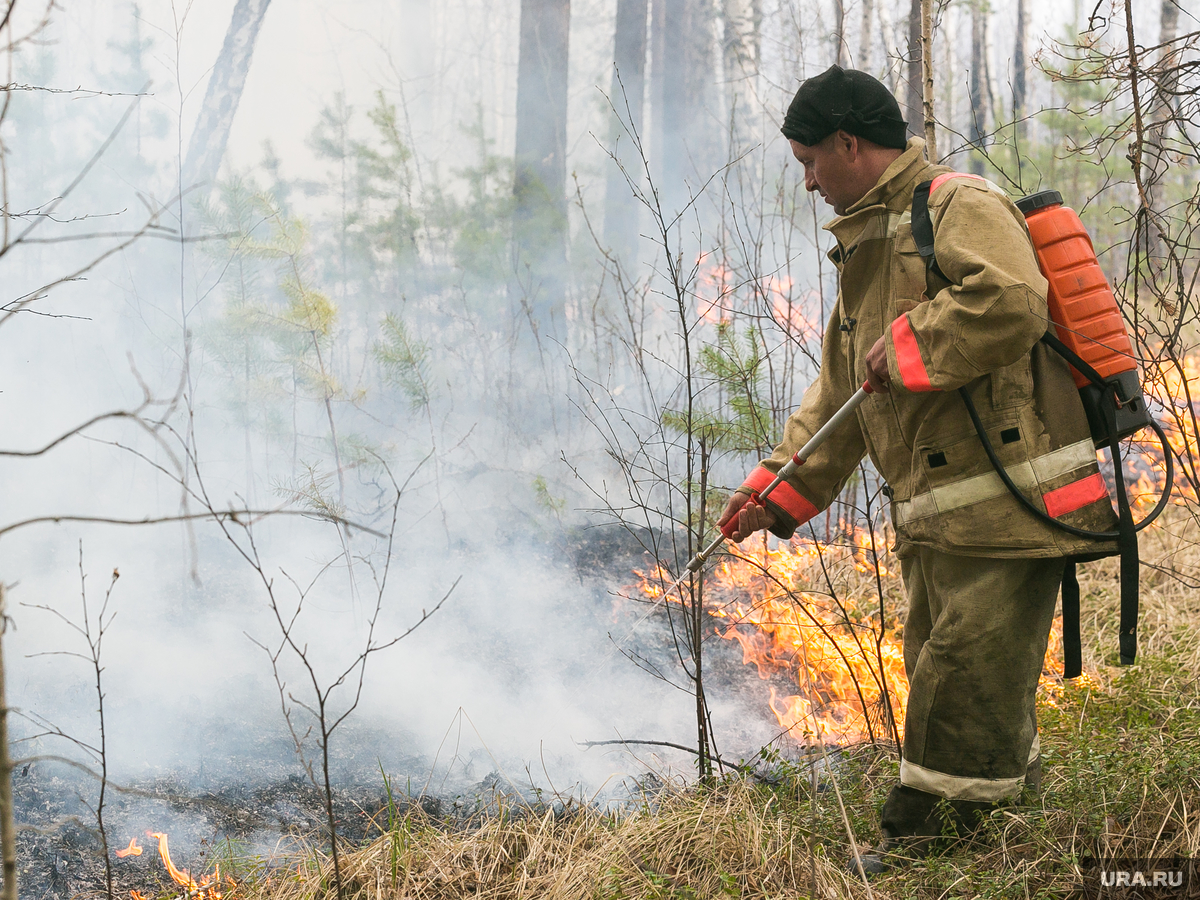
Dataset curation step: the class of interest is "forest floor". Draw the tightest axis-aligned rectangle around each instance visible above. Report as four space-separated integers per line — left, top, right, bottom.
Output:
37 511 1200 900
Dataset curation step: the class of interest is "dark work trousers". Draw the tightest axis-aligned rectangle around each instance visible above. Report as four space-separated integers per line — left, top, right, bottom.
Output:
879 546 1063 842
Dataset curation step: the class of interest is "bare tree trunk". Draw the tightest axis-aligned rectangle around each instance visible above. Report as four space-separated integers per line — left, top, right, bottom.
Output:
653 0 716 208
604 0 649 263
832 0 847 66
1140 0 1181 285
905 0 923 139
921 0 936 159
660 0 691 210
1008 0 1028 184
513 0 571 328
182 0 273 189
968 0 986 174
723 0 761 147
1012 0 1027 117
693 441 713 783
1145 0 1181 207
0 586 15 900
649 0 666 188
858 0 874 71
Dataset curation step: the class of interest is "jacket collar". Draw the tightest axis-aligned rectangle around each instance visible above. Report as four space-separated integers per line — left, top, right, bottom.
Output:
825 138 935 252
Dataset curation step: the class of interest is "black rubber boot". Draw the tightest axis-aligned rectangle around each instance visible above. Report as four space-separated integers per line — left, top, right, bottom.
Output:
848 844 893 877
848 784 999 878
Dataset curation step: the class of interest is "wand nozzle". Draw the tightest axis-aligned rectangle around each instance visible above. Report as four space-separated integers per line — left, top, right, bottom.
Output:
684 382 875 574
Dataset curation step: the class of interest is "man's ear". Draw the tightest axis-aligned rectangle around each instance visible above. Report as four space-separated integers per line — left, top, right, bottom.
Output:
835 130 858 160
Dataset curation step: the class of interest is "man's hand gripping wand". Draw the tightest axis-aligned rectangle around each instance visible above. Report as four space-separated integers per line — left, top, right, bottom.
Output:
684 381 875 576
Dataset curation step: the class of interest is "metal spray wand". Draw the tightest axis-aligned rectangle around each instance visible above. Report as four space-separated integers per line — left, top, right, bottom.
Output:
607 382 875 656
671 381 875 591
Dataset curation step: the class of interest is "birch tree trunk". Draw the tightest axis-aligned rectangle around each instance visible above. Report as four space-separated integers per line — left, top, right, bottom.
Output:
182 0 273 190
905 0 923 139
968 0 986 174
921 0 937 160
858 0 874 71
604 0 649 262
832 0 847 66
1141 0 1181 284
512 0 571 327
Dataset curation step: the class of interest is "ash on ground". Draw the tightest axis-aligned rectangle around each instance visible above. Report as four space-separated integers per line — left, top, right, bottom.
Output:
15 759 570 899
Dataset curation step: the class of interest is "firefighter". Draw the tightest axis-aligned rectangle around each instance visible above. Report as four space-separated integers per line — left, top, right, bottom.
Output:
716 66 1118 873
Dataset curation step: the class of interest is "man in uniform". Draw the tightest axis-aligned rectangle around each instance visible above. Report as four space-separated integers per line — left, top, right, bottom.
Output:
716 66 1117 872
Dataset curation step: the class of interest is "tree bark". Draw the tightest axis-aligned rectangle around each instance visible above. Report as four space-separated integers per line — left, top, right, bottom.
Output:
905 0 923 139
657 0 710 211
968 0 986 174
649 0 666 188
1141 0 1182 282
512 0 571 324
1145 0 1181 195
722 0 761 146
921 0 936 160
1012 0 1027 121
182 0 273 190
858 0 873 71
832 0 846 66
604 0 649 262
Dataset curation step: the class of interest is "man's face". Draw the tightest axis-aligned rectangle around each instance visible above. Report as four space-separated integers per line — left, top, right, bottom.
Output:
788 133 862 216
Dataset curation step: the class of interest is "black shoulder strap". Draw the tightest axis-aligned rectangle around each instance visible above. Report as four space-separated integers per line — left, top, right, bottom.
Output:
911 180 949 282
911 180 936 259
1061 562 1082 677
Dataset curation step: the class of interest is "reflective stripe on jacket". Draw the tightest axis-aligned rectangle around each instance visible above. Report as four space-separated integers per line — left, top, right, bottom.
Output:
743 138 1119 558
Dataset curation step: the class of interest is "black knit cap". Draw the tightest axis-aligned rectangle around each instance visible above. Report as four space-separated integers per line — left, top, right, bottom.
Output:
781 65 908 149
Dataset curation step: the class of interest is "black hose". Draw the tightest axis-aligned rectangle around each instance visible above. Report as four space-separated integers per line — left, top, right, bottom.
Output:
957 387 1174 539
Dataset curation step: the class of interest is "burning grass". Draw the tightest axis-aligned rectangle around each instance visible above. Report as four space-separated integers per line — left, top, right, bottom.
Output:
206 507 1200 900
632 524 910 747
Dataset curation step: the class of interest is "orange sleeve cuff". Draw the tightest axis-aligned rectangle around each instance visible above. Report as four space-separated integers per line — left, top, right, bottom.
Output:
742 466 820 527
891 313 935 392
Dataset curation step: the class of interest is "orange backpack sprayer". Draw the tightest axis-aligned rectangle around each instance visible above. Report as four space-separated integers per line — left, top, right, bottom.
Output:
1018 190 1152 445
913 179 1174 677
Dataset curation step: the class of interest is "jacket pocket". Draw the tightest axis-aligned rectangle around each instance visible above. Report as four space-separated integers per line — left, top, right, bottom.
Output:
989 357 1034 409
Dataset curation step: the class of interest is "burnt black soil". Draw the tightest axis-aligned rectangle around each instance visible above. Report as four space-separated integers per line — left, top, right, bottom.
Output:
15 761 534 899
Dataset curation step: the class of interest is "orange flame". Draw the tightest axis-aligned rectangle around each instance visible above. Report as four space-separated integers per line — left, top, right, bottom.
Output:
129 831 225 900
1128 352 1200 509
695 253 733 324
632 527 906 744
115 837 142 858
632 523 1081 745
692 253 826 337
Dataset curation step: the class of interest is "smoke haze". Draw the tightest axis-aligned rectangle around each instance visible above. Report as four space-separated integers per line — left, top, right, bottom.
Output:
0 0 1127 871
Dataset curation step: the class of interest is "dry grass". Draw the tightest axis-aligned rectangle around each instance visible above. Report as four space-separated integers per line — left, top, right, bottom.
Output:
231 509 1200 900
245 782 880 900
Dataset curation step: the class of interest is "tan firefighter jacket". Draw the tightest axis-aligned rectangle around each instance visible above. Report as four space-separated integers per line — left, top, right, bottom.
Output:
741 138 1119 557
